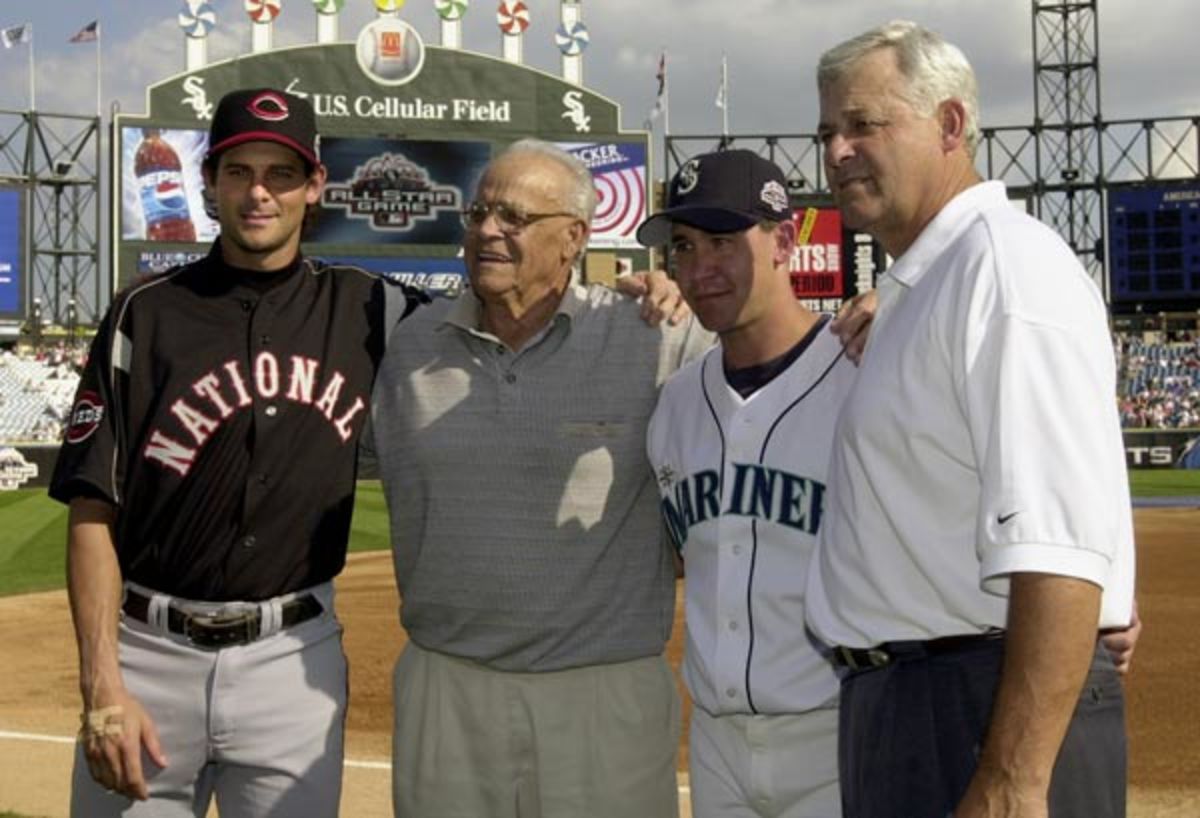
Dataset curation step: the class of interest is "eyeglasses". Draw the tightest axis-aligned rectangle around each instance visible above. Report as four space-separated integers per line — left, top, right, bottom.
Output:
461 200 580 234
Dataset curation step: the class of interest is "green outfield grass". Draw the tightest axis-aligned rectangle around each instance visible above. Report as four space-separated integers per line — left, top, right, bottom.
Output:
0 481 391 597
1128 469 1200 496
0 473 1196 598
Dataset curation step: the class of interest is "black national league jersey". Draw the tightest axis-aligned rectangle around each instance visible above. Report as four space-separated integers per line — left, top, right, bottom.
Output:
50 245 423 601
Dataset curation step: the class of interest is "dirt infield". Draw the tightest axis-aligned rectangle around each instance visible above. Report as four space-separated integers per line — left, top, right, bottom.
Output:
0 507 1195 817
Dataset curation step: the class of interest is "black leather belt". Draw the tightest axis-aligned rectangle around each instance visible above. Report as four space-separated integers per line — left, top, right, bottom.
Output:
832 630 1005 672
122 588 323 650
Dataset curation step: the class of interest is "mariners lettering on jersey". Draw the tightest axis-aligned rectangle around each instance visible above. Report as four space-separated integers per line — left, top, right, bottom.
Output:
143 352 366 476
659 463 826 548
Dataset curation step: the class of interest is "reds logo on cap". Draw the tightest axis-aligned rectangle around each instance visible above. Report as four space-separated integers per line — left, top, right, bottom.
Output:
245 91 291 122
66 390 105 444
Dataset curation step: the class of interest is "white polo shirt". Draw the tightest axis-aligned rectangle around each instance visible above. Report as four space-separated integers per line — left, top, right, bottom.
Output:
805 181 1136 648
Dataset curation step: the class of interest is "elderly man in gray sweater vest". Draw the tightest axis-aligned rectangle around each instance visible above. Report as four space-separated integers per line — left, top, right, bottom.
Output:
371 138 711 818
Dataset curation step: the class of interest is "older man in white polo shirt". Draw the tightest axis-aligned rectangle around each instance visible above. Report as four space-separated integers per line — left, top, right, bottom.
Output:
805 21 1137 818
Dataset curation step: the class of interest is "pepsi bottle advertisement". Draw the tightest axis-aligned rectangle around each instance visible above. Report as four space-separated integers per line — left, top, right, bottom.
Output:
120 127 218 242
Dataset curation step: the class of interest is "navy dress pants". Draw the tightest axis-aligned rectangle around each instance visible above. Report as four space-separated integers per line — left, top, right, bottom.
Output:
838 639 1126 818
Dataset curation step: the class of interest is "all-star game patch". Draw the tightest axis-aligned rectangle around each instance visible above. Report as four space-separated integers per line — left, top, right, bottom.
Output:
0 447 38 490
66 390 105 444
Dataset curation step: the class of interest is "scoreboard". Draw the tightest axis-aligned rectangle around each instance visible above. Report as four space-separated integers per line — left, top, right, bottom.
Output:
1107 181 1200 308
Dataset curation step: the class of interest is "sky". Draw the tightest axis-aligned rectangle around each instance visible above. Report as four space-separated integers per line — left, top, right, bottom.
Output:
1 0 1197 316
1 0 1198 140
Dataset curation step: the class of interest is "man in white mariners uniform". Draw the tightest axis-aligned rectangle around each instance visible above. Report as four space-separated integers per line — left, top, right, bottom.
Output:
805 21 1137 817
640 149 860 818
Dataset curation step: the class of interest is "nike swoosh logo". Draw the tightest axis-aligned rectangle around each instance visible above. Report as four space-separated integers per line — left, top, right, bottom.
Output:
997 512 1019 525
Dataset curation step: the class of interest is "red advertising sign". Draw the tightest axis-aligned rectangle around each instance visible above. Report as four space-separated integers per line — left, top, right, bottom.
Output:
789 207 844 298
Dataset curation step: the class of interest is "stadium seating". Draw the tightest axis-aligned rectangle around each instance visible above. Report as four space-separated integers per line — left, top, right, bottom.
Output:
1116 334 1200 429
0 348 82 444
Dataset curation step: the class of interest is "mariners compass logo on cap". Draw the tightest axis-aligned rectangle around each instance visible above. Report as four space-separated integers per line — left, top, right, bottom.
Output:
636 149 791 246
676 160 701 195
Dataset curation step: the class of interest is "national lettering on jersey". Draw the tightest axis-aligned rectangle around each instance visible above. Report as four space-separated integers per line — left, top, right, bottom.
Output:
657 463 826 549
143 352 367 477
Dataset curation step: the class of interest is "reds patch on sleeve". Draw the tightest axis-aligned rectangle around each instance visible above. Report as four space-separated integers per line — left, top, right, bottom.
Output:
65 390 105 444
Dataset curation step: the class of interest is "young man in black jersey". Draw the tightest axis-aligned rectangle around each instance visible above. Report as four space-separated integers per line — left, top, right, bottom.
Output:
50 87 419 818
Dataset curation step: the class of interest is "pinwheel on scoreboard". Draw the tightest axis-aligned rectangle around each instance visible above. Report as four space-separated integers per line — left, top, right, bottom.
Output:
245 0 281 23
496 0 529 35
435 0 469 22
313 0 345 14
555 20 589 56
179 1 217 38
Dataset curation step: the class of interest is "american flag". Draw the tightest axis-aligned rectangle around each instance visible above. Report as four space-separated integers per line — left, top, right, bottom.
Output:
715 54 728 110
1 24 31 49
646 52 667 126
69 20 98 44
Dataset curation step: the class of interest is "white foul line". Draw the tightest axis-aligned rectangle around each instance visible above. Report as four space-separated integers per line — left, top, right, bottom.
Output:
0 728 691 790
0 729 75 745
0 728 390 769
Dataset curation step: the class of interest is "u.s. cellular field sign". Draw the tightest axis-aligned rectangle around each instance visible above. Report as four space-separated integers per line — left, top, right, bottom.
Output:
114 19 650 295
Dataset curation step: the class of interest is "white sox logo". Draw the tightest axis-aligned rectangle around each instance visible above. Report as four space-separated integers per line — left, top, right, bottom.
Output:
66 391 106 444
561 90 591 133
143 352 367 477
181 76 215 120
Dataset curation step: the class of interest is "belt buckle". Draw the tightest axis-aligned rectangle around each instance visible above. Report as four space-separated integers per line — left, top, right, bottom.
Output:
184 610 258 649
865 648 891 668
838 645 891 671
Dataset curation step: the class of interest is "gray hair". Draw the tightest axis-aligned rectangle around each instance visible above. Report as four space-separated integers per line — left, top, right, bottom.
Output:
818 20 980 157
495 138 598 222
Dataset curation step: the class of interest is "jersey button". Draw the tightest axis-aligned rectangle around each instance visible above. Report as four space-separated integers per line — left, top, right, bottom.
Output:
260 334 271 346
257 474 269 485
732 544 743 555
265 405 278 417
504 372 517 384
240 535 256 548
725 687 737 698
241 300 253 312
728 620 739 631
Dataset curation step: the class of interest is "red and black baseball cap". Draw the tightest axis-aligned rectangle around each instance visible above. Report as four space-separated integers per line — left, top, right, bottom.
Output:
205 88 320 168
636 149 791 246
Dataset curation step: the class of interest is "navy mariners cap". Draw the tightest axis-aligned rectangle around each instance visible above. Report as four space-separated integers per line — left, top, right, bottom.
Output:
636 149 791 246
205 88 320 168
